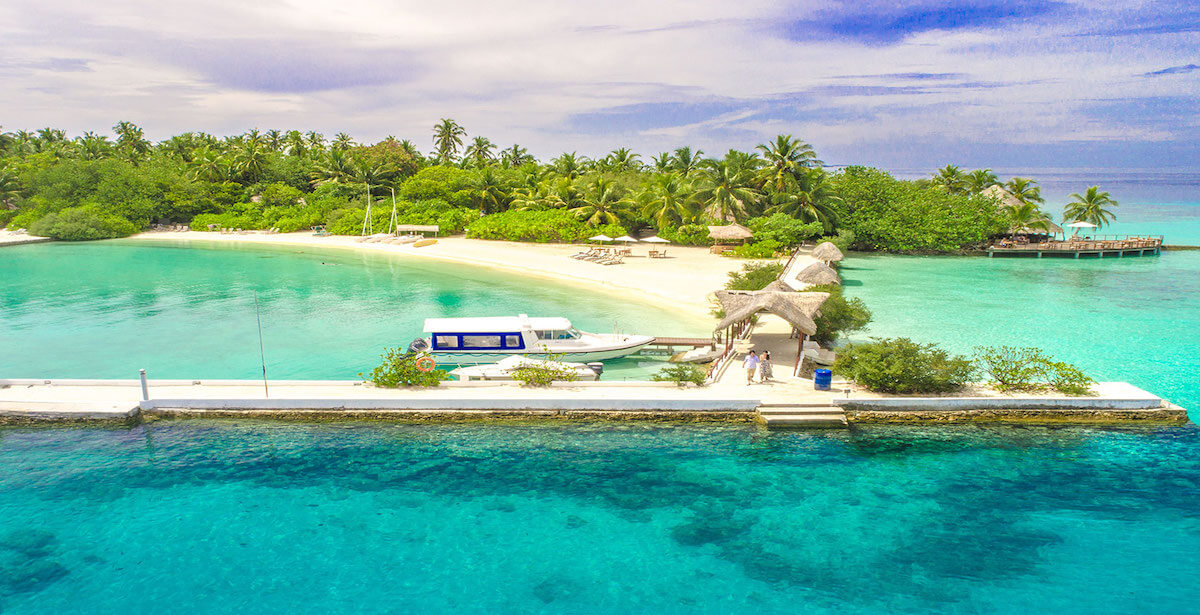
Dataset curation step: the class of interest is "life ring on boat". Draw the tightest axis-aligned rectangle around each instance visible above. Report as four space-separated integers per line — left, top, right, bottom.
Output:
415 356 436 372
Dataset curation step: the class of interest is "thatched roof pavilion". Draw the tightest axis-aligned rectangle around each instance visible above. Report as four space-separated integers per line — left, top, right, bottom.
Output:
793 261 841 286
811 241 844 263
707 223 753 243
713 289 829 335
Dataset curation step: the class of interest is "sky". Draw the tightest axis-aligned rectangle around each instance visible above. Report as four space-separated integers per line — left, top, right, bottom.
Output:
1 0 1197 170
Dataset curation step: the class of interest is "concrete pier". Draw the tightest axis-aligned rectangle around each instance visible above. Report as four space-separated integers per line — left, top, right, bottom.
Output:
0 378 1187 427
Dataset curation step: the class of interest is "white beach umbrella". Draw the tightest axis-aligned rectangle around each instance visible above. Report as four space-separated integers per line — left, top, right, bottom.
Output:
640 236 670 243
615 235 639 243
588 234 614 242
1066 221 1097 237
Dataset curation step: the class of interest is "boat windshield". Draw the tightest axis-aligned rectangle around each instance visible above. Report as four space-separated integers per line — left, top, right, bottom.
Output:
535 328 582 340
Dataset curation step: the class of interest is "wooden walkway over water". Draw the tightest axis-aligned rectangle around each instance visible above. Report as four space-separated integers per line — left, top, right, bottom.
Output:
988 235 1162 258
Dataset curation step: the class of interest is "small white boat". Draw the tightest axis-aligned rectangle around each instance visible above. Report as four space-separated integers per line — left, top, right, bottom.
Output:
409 314 653 364
450 356 601 381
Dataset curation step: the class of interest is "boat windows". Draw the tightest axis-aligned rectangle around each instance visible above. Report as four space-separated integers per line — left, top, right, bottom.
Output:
431 333 526 350
535 328 582 340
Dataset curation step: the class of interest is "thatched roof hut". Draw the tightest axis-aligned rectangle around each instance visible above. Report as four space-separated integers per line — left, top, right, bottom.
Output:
707 223 753 243
982 185 1063 234
811 241 844 263
713 289 829 335
793 261 841 286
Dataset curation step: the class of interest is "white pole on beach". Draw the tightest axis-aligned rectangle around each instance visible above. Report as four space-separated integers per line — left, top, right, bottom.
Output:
254 291 269 398
388 187 398 235
361 184 373 236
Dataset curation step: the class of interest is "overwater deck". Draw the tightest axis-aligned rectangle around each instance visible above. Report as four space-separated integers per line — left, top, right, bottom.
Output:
988 235 1162 258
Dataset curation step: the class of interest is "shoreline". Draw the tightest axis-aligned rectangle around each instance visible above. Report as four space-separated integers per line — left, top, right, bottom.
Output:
121 231 746 324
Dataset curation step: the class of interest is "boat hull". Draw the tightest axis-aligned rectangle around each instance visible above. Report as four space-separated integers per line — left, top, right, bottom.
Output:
427 341 652 366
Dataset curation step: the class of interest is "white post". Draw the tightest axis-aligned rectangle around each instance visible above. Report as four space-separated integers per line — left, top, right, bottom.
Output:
139 369 149 401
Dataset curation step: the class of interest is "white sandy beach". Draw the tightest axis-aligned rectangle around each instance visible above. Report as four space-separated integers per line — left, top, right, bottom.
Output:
124 230 765 320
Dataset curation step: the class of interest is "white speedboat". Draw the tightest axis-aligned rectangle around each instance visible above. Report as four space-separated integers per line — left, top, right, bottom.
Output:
408 314 653 364
450 356 602 381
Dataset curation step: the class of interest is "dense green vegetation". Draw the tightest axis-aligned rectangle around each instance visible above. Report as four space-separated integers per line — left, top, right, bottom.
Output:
652 364 708 386
361 348 448 387
0 121 1114 252
807 284 872 345
725 262 786 290
833 338 976 394
975 346 1095 394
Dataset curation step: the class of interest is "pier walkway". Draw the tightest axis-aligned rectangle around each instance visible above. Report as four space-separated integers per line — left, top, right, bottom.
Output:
987 235 1162 258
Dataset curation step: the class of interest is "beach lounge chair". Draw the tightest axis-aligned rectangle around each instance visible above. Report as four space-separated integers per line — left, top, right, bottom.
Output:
601 254 624 266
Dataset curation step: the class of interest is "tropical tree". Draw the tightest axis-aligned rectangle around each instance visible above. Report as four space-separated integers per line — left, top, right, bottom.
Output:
500 144 533 168
966 168 1000 194
932 165 967 194
350 158 397 188
233 141 268 182
998 200 1052 239
650 152 672 173
671 146 705 176
77 132 112 160
285 130 308 157
332 133 355 151
766 168 841 231
694 159 759 222
756 134 821 193
601 148 641 173
1064 186 1118 229
470 167 511 214
113 121 151 162
570 177 632 226
305 131 326 151
723 149 762 175
463 136 496 168
189 147 231 183
311 149 356 185
640 174 698 228
0 171 21 209
1005 177 1044 205
265 129 284 152
399 139 424 162
432 118 467 163
551 152 583 179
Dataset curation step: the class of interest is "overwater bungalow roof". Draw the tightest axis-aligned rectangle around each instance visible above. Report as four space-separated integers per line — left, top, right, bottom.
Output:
713 290 829 335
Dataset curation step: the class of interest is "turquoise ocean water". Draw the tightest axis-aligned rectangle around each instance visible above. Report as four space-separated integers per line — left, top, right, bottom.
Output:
3 173 1199 613
0 239 709 381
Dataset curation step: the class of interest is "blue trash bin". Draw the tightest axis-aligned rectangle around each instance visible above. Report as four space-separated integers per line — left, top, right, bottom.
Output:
814 369 832 391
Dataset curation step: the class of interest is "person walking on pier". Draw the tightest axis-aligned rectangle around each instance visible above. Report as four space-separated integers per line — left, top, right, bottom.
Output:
743 351 759 385
759 351 773 383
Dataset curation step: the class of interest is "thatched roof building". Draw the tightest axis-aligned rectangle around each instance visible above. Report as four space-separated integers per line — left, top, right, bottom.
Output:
713 289 829 335
707 223 753 242
983 185 1063 234
811 241 844 263
792 261 841 286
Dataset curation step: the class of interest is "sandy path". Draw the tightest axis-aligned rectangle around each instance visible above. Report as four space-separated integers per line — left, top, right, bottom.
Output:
124 231 756 321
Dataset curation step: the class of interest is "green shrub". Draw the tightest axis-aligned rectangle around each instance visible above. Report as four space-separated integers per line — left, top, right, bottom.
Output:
833 338 975 394
725 262 785 290
509 357 581 387
466 209 623 243
819 229 856 254
190 212 264 231
730 239 783 259
658 223 712 246
808 284 871 345
975 346 1094 394
652 364 708 387
28 207 138 240
746 214 823 247
360 349 448 387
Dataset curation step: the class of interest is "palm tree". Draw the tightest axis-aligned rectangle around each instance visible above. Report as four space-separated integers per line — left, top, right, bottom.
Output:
1064 186 1118 229
651 152 673 173
500 144 533 168
432 118 467 164
0 127 14 154
766 168 842 232
672 146 704 176
285 130 308 157
350 158 397 188
189 147 231 183
265 129 284 152
470 167 511 214
932 165 967 194
311 149 355 185
723 149 762 175
640 174 698 228
463 136 496 168
548 177 586 210
551 152 582 179
113 121 151 162
399 139 423 161
13 131 36 155
0 171 21 209
602 148 641 172
233 141 268 182
1005 177 1044 205
77 132 112 160
966 168 999 194
756 135 821 193
305 131 326 151
1002 201 1052 239
570 177 632 226
694 160 759 222
332 133 355 151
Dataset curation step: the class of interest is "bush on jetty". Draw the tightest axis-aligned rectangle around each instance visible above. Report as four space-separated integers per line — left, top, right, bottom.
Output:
833 337 975 394
361 349 448 387
725 262 785 290
509 355 580 387
808 284 872 345
975 346 1094 394
652 364 708 387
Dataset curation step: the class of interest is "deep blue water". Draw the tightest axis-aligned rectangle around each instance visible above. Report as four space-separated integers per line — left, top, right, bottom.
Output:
1 421 1198 614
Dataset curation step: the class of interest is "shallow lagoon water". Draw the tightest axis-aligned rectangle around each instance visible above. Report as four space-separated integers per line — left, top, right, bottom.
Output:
1 421 1198 614
0 240 708 381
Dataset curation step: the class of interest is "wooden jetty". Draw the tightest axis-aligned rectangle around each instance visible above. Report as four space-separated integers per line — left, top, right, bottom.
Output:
988 235 1162 258
646 337 714 352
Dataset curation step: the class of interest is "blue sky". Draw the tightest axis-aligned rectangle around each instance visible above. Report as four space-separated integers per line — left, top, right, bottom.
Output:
0 0 1197 170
